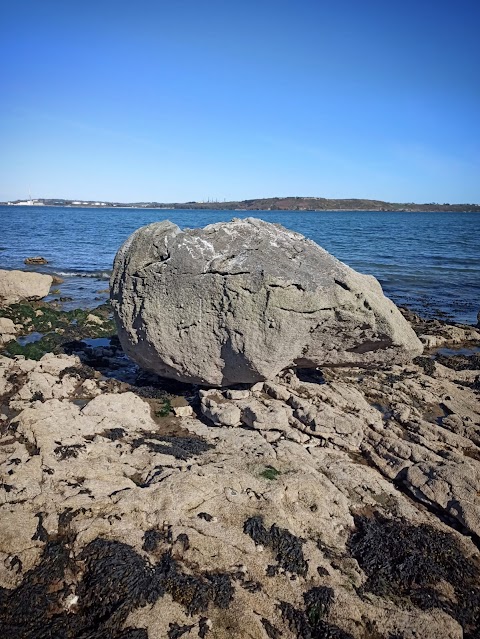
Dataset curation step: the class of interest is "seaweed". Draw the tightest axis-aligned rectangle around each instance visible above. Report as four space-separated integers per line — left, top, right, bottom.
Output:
261 618 283 639
155 399 172 417
59 364 96 381
101 427 126 441
347 513 480 637
198 617 210 638
31 512 49 542
168 622 195 638
413 356 436 377
54 443 85 460
197 512 213 522
2 301 116 361
279 586 353 639
243 516 308 576
436 353 480 371
142 527 172 552
155 551 234 615
0 535 235 638
176 533 190 552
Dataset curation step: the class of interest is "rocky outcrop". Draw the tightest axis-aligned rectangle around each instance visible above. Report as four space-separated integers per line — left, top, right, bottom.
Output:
0 269 52 306
111 218 422 385
0 319 479 638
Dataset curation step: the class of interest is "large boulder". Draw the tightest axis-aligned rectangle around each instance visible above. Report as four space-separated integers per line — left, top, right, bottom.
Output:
0 269 53 306
111 218 423 385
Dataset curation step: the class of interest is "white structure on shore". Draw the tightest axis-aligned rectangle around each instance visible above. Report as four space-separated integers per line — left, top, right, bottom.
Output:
9 199 44 206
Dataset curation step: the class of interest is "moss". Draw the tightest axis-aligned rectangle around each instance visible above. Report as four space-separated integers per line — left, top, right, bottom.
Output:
155 399 172 417
260 465 281 480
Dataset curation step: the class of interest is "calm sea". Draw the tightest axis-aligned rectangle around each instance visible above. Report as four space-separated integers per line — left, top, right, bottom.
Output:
0 206 479 324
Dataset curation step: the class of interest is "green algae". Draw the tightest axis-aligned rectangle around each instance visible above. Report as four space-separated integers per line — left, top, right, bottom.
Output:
260 465 281 481
1 301 116 360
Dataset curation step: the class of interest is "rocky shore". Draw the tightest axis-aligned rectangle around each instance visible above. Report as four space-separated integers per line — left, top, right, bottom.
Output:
1 220 480 639
1 288 479 638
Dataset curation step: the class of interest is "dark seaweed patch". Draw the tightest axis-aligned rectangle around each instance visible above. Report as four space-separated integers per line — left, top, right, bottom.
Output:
197 512 213 522
240 579 262 593
262 617 282 639
142 529 166 553
198 617 210 638
243 516 308 576
142 525 174 552
155 552 234 615
347 514 480 638
168 622 195 638
31 512 49 542
131 432 212 460
0 536 234 638
175 533 190 552
413 356 436 376
279 586 353 639
436 353 480 371
101 427 126 441
59 365 96 381
54 443 85 460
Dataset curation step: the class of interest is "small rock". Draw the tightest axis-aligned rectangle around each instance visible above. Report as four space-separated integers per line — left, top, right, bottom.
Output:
86 314 103 325
0 269 53 306
225 389 250 400
201 395 241 426
24 256 48 265
173 405 194 418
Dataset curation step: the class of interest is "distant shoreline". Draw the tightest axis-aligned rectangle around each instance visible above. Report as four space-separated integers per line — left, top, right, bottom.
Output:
2 196 479 213
2 205 479 213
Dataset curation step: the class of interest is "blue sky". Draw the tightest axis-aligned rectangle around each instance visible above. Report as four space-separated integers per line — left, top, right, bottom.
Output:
1 0 479 203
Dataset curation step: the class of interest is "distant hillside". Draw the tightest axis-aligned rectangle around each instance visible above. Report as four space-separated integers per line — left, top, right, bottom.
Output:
3 196 480 212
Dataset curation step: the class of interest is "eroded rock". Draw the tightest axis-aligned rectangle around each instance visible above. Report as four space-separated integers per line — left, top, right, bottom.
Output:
111 218 422 385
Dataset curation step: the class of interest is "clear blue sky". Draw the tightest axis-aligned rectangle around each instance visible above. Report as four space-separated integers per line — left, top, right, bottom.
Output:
1 0 478 203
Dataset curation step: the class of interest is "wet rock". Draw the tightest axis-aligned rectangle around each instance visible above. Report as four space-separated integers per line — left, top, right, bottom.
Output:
111 218 422 386
24 257 48 265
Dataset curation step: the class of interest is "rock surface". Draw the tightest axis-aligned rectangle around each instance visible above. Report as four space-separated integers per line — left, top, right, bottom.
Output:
111 218 422 385
0 311 479 639
0 318 17 346
0 269 52 306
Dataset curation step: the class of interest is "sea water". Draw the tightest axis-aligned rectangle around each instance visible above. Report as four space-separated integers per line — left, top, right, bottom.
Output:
0 206 478 324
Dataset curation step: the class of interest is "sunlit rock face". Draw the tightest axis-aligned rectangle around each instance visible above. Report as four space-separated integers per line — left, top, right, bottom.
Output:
111 218 422 385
